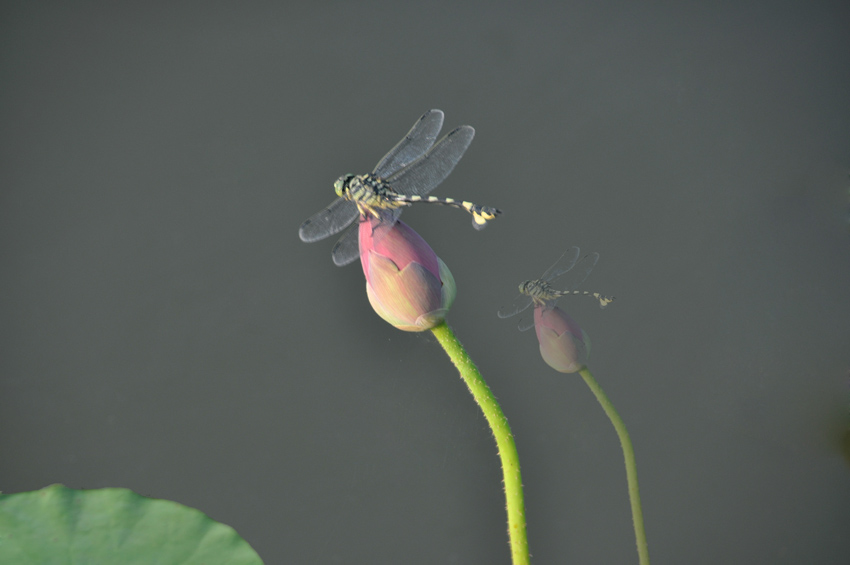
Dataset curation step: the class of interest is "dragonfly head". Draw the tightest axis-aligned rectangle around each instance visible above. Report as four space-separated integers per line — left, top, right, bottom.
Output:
334 174 356 198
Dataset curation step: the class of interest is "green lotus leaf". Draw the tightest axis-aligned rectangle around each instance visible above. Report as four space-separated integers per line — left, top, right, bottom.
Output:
0 484 262 564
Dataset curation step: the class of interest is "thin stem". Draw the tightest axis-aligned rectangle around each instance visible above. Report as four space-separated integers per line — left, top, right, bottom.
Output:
578 366 650 565
431 321 529 565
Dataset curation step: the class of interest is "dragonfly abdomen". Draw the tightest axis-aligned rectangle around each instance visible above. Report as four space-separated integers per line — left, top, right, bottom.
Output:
397 194 501 229
553 290 615 308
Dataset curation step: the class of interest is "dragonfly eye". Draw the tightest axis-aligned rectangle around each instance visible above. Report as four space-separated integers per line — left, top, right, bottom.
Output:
333 174 354 197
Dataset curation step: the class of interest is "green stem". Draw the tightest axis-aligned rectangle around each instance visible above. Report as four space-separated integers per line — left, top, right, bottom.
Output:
578 366 650 565
431 321 529 565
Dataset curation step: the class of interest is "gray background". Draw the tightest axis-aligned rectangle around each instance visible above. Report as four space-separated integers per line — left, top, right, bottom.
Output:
2 2 849 563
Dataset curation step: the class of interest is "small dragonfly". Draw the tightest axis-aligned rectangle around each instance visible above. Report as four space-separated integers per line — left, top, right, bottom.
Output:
498 246 615 331
298 109 501 266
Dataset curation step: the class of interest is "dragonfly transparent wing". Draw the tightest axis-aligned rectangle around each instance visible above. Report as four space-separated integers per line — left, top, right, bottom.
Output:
498 291 538 332
554 252 599 290
299 196 359 243
497 292 533 320
331 224 360 266
386 125 475 198
299 109 443 246
517 315 537 332
539 246 581 283
373 110 444 179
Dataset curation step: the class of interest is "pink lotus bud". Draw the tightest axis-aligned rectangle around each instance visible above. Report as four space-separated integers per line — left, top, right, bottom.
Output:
359 218 456 331
534 305 591 373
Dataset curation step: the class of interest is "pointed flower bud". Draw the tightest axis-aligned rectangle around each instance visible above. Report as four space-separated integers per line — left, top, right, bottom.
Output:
359 218 456 332
534 305 591 373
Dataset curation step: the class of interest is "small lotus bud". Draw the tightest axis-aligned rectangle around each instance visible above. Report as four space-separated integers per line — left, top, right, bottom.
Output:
359 218 456 331
534 305 591 373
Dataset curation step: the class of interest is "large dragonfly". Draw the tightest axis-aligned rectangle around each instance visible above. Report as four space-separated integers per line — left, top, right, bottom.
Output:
498 246 615 331
298 109 501 266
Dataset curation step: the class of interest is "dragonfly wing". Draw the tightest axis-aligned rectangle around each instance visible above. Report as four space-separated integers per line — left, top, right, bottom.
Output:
497 293 533 319
517 316 537 332
562 252 600 290
518 302 554 332
373 110 444 179
299 197 359 243
386 125 475 197
539 246 581 283
331 224 360 266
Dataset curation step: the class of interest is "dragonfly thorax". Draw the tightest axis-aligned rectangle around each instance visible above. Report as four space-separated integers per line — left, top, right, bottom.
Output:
519 279 557 306
334 173 404 219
